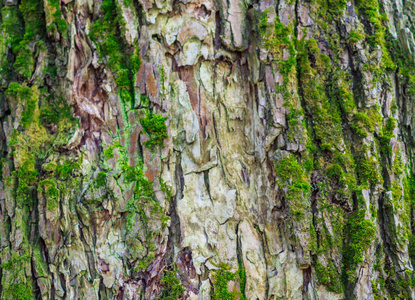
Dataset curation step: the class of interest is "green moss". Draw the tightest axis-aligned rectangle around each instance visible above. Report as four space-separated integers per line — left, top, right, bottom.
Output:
260 13 296 86
103 145 114 159
409 235 415 268
351 112 373 137
258 8 271 36
90 0 131 73
96 171 107 188
211 263 244 300
19 0 45 40
5 83 40 129
124 162 158 230
392 152 404 176
326 70 356 117
112 138 169 273
313 0 346 18
354 0 394 69
2 251 33 300
11 0 46 79
1 6 24 43
1 251 30 270
157 266 185 300
89 0 141 109
315 260 343 293
356 155 381 187
384 267 413 299
115 68 131 89
140 112 168 150
275 154 310 218
0 6 24 81
343 210 376 281
46 0 68 36
404 174 415 208
372 280 381 300
237 259 247 297
285 104 305 143
4 282 33 300
38 179 59 211
32 246 48 278
43 64 57 78
296 38 344 152
130 47 142 74
13 44 34 79
56 158 81 180
16 155 38 206
378 118 396 156
348 30 363 46
40 95 75 126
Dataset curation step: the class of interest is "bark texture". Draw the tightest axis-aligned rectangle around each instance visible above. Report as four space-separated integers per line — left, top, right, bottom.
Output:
1 0 415 299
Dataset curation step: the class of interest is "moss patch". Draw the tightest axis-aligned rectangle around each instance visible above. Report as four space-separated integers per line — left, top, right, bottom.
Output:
211 263 245 300
140 112 168 150
157 266 185 300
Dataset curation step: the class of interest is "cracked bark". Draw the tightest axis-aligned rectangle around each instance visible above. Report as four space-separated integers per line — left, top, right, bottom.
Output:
2 0 415 299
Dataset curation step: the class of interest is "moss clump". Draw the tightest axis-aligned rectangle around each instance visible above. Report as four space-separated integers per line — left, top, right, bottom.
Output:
351 112 374 137
1 6 24 43
354 0 394 69
89 0 141 112
18 0 46 40
90 0 125 71
384 266 414 298
15 155 38 207
343 210 376 282
315 260 343 293
56 158 81 180
115 68 131 89
275 154 310 218
13 44 34 79
5 83 36 128
296 38 344 152
38 179 60 211
409 235 415 269
260 11 296 86
124 162 160 230
140 112 168 150
46 0 68 36
1 251 33 300
157 266 185 300
39 95 75 127
356 155 381 187
348 30 363 45
0 6 23 82
89 0 141 85
211 263 245 300
32 247 48 278
108 135 170 272
95 171 107 188
4 282 33 300
237 259 247 297
378 118 396 156
103 145 114 159
12 0 46 79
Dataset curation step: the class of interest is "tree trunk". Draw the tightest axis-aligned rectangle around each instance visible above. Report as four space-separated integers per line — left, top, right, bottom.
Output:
1 0 415 298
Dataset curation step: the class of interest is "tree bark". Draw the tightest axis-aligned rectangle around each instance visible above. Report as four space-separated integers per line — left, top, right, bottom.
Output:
1 0 415 299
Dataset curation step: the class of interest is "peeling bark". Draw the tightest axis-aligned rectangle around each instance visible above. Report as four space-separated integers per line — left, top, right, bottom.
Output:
2 0 415 299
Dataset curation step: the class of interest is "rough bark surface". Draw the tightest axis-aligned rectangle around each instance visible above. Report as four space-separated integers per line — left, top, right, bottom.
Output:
2 0 415 299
